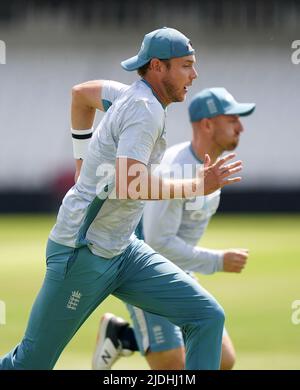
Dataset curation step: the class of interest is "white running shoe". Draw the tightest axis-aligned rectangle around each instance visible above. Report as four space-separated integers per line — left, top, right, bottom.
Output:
92 313 133 370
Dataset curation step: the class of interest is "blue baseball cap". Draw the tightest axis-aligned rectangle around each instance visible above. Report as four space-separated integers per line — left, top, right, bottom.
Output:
121 27 194 71
189 88 256 122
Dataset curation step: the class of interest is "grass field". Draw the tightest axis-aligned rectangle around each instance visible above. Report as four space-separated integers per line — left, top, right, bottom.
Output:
0 214 299 370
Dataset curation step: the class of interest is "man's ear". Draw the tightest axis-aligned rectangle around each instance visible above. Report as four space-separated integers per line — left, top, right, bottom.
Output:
201 118 213 133
149 58 164 73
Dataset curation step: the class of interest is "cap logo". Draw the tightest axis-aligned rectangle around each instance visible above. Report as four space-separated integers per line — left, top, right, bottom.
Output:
207 98 218 114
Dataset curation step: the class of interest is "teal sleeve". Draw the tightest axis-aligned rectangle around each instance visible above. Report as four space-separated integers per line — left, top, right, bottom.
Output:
102 99 112 112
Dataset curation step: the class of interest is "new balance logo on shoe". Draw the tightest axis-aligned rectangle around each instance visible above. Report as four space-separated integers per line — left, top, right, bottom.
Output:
92 313 133 370
101 349 112 365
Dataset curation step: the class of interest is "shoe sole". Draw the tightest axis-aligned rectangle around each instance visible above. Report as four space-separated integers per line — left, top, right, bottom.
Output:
92 313 116 370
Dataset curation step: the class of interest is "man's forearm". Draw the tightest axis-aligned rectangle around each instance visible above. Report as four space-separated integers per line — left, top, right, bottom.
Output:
117 159 203 200
119 175 203 200
161 177 202 199
150 235 223 274
133 175 203 200
117 150 242 200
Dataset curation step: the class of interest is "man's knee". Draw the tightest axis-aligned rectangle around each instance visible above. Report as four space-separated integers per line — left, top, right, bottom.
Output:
146 347 185 370
182 296 225 330
206 299 225 328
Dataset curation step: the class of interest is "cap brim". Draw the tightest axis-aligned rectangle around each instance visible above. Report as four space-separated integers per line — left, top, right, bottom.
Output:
121 55 149 71
225 102 256 116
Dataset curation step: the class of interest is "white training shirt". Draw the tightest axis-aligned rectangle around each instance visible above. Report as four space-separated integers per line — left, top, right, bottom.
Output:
49 79 167 258
143 142 224 274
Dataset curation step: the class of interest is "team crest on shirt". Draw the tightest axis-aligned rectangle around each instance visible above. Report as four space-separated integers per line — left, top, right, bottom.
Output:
67 290 82 311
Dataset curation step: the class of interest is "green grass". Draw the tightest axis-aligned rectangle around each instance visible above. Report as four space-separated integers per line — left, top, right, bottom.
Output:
0 214 299 370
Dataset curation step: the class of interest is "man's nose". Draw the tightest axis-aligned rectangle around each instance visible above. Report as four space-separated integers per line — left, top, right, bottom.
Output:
237 120 244 133
191 67 198 80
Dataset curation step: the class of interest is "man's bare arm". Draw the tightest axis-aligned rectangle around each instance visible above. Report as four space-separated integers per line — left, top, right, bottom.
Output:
71 80 106 182
71 80 106 129
115 154 242 200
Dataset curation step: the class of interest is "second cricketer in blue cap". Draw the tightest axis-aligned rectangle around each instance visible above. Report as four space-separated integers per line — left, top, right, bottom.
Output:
189 88 256 122
121 27 194 71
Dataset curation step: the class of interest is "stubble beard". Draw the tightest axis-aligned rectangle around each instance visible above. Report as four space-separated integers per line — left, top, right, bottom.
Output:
228 138 239 150
161 76 183 103
212 134 238 154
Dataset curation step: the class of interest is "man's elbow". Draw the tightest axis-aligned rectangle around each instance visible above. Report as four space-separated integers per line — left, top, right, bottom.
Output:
72 80 103 107
72 84 85 101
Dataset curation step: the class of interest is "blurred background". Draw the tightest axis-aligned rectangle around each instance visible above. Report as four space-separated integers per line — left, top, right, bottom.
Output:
0 0 299 370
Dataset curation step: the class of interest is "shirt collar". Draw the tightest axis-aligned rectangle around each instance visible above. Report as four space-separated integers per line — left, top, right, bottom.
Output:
189 142 204 163
141 79 167 109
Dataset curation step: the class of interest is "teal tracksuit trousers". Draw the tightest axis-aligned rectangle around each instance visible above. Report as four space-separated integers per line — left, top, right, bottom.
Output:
0 238 224 370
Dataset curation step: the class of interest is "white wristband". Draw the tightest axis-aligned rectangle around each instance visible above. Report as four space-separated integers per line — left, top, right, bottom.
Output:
71 128 93 160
